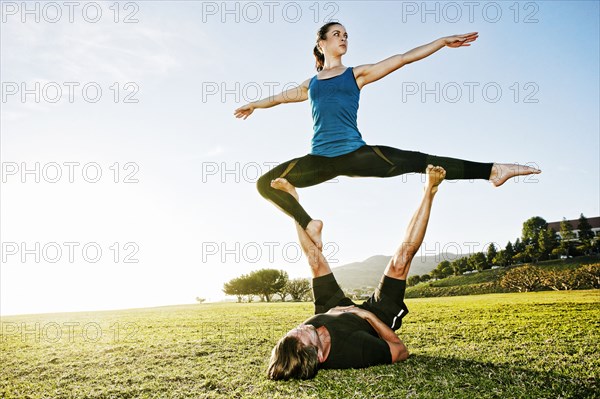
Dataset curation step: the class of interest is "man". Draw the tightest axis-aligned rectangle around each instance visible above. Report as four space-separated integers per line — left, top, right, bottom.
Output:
266 164 447 380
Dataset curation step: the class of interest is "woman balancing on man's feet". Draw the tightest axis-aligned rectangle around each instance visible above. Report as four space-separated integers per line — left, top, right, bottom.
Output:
233 22 541 249
266 165 447 380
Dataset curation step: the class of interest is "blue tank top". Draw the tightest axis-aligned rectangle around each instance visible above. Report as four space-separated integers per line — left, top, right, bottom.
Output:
308 66 367 157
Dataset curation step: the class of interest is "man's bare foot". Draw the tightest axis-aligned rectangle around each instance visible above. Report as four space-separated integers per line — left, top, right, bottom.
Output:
271 178 323 250
270 178 299 201
489 163 541 187
425 164 446 194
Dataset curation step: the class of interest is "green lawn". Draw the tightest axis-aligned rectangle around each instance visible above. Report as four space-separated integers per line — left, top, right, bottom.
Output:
2 290 598 399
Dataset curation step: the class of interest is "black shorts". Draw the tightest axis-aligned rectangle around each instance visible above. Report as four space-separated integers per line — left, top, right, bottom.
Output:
312 273 409 331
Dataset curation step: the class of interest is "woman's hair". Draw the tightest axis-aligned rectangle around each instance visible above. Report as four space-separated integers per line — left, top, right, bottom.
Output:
267 334 319 380
313 21 343 72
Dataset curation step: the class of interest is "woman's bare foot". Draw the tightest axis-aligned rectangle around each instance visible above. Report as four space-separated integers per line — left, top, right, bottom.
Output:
305 220 324 251
271 178 323 250
425 164 446 194
489 163 541 187
270 178 299 201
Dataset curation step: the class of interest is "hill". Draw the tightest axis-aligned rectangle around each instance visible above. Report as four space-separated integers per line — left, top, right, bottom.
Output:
332 253 466 289
405 255 600 298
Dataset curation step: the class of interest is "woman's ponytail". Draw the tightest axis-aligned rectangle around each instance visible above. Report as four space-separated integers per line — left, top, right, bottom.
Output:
313 45 325 72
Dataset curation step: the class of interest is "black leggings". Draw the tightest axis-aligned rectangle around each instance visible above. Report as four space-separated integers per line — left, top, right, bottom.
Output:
256 144 493 229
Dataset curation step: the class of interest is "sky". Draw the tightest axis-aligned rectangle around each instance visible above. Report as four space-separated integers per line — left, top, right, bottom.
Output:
1 1 598 316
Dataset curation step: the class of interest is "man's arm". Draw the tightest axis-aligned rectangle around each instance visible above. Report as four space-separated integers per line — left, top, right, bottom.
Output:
343 306 409 363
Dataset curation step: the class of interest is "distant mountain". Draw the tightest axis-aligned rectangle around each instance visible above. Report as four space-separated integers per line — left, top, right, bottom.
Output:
332 253 466 289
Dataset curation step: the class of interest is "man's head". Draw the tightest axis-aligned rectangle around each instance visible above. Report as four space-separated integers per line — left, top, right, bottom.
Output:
267 325 320 380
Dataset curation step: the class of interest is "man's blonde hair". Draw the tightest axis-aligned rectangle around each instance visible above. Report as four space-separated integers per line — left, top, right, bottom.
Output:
267 335 319 380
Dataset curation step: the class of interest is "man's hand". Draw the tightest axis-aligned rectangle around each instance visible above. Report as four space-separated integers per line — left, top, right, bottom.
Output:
325 305 372 318
339 306 372 319
325 305 359 315
326 306 382 323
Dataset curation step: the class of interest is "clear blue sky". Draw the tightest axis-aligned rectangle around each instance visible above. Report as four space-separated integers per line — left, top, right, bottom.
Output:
1 1 598 315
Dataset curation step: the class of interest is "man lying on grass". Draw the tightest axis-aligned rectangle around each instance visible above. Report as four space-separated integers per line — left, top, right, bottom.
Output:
266 164 446 380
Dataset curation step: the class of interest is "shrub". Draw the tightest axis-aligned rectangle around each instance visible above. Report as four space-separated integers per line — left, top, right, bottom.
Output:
500 265 543 292
539 269 578 290
574 263 600 289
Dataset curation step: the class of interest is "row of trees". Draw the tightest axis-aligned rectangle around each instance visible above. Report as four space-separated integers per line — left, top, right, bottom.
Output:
500 263 600 292
222 269 312 303
408 214 598 286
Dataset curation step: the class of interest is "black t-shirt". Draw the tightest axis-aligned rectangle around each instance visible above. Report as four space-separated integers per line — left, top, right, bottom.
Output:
303 313 392 369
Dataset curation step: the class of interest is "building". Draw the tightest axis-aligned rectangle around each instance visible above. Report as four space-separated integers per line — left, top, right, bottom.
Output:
547 216 600 239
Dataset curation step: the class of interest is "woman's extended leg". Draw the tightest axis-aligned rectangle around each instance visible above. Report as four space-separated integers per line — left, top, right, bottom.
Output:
257 145 541 248
334 144 540 184
270 178 332 278
371 144 494 180
256 154 341 249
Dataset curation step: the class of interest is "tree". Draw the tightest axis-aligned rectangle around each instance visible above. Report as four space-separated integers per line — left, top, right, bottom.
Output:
558 218 576 257
286 278 312 302
522 216 548 244
538 227 559 260
512 238 525 261
249 269 288 302
451 257 469 275
223 276 247 303
273 270 290 301
243 274 260 302
512 251 528 264
524 241 542 264
420 274 431 283
577 214 595 255
551 247 563 259
438 260 453 278
468 252 487 272
577 213 594 241
504 241 515 266
594 237 600 254
521 217 547 264
195 297 206 303
486 243 498 266
407 275 421 287
494 249 516 267
493 250 506 266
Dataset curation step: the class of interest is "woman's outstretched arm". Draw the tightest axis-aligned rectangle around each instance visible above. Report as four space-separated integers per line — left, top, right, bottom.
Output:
354 32 479 89
233 77 311 120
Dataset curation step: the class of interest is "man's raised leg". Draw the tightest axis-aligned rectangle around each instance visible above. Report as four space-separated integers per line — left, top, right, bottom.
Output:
384 165 446 280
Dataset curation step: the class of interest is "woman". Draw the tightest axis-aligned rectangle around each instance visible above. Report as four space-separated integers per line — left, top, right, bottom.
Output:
233 22 541 249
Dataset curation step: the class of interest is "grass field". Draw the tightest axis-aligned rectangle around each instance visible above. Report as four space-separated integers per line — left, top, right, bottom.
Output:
2 290 598 399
